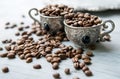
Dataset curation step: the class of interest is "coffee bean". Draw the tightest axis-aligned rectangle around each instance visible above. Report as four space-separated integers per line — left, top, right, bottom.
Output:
82 54 90 60
46 56 53 62
83 59 91 64
53 73 60 79
7 53 15 59
72 57 79 63
64 68 70 74
79 62 85 69
5 46 11 51
19 54 24 59
58 54 66 60
26 57 32 63
20 22 24 25
15 32 20 36
85 70 93 76
74 54 81 59
82 66 89 72
5 22 10 25
11 24 17 28
86 50 94 56
0 47 3 51
18 27 23 31
0 53 8 58
25 25 30 29
73 62 80 69
73 77 80 79
33 64 41 69
2 67 9 73
52 62 59 69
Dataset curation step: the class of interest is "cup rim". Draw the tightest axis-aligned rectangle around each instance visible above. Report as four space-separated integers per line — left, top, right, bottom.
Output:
39 13 62 19
63 20 102 29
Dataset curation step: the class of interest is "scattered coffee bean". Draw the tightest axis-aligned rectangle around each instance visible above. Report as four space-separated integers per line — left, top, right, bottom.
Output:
86 50 94 56
82 66 89 72
25 25 30 29
33 64 41 69
15 32 20 36
103 34 111 41
26 57 32 63
79 62 85 69
5 22 10 25
0 53 8 58
7 53 15 59
53 73 60 79
18 26 24 31
2 67 9 73
83 59 91 64
52 62 59 69
64 68 70 74
5 46 11 51
73 77 80 79
85 70 93 76
0 47 3 51
73 62 80 69
20 22 24 25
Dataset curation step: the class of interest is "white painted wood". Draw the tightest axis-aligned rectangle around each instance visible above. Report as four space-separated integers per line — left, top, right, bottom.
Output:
0 0 120 79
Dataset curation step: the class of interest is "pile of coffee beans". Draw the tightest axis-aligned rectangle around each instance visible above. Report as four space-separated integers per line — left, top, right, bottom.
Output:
0 20 93 78
40 4 74 16
0 4 109 79
65 12 102 27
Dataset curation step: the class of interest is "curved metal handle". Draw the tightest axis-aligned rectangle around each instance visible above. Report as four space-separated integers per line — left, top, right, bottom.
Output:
28 8 41 25
100 20 115 41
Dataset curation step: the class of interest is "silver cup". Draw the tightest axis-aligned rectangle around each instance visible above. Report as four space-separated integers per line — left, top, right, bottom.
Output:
64 20 115 48
29 8 64 34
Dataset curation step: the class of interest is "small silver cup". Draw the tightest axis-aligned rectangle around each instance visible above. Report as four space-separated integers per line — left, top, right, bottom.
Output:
64 20 115 48
29 8 64 33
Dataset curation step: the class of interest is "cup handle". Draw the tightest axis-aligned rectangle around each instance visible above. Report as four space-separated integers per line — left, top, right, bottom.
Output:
28 8 41 26
100 20 115 41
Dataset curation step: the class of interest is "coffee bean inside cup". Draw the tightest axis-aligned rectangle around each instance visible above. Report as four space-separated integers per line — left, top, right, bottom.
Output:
39 4 74 17
65 12 102 27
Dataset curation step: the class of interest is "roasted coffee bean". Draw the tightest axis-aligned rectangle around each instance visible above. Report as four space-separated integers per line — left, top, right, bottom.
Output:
11 24 17 28
58 54 66 60
19 54 24 59
26 57 32 63
7 53 15 59
64 68 70 74
2 67 9 73
0 53 8 58
53 73 60 79
33 64 41 69
20 22 24 25
46 56 53 62
74 54 81 59
79 62 85 69
73 77 80 79
5 46 11 51
86 50 94 56
72 57 79 63
85 70 93 76
5 22 10 25
18 26 23 31
82 66 89 72
52 62 59 69
25 25 30 29
73 62 80 69
15 32 20 36
83 59 91 64
82 54 90 60
0 47 3 51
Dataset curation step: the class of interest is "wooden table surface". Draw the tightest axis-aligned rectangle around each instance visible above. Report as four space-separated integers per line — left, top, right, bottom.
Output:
0 0 120 79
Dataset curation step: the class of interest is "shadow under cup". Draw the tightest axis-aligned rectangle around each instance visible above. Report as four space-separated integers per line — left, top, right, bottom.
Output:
64 20 115 48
